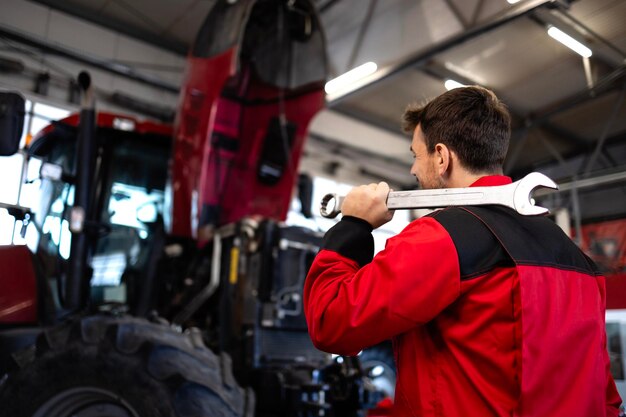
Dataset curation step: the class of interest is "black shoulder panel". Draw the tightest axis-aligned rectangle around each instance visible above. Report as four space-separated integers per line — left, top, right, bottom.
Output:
430 208 513 280
463 206 599 275
432 206 600 278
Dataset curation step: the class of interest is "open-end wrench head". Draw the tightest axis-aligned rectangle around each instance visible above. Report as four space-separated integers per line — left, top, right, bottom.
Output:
513 172 558 215
320 193 343 218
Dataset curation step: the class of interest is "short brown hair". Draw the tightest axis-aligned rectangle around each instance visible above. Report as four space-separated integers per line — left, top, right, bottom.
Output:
402 86 511 173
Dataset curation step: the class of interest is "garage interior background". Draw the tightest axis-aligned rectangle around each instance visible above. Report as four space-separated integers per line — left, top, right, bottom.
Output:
0 1 624 270
0 0 625 409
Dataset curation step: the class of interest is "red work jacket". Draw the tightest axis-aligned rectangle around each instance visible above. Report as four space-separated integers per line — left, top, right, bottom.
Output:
304 175 622 417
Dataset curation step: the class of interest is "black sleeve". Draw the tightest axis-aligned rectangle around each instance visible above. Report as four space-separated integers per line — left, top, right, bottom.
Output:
321 216 374 267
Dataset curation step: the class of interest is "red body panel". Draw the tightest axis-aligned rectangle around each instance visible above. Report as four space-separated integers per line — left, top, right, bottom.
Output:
169 49 238 238
169 50 325 239
0 245 38 324
212 83 324 227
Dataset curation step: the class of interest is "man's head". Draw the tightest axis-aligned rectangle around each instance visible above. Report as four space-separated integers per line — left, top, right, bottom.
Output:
403 86 511 188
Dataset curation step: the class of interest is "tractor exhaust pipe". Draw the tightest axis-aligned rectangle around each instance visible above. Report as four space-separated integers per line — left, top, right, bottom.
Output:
65 71 97 311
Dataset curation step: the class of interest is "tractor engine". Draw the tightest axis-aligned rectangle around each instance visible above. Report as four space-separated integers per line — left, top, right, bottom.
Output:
157 219 382 415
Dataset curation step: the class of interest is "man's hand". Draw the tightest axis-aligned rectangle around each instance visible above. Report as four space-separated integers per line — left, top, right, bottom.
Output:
341 182 395 229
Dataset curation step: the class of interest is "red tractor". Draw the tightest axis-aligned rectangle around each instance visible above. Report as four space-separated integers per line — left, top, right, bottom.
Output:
0 1 383 416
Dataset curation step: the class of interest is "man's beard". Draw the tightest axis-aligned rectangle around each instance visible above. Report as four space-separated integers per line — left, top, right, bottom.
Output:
416 172 445 190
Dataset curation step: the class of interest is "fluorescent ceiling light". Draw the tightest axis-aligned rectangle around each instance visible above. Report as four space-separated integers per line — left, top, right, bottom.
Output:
444 79 466 90
507 0 521 3
547 26 592 58
325 62 378 95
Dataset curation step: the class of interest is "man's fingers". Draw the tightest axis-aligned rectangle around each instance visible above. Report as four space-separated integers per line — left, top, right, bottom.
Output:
376 181 390 202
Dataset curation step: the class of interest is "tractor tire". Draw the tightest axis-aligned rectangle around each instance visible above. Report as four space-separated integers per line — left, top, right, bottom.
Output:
0 314 254 417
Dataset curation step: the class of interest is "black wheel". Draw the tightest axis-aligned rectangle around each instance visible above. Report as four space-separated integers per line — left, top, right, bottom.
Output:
359 342 396 400
0 315 254 417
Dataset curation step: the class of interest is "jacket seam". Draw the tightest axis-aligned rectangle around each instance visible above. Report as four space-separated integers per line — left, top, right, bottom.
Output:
514 260 601 275
460 262 601 281
460 262 514 280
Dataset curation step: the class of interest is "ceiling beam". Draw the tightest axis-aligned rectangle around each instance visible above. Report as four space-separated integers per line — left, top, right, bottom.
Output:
507 74 626 176
540 123 589 147
346 0 378 71
0 24 180 93
26 0 188 56
443 0 470 29
526 65 626 125
470 0 486 26
582 86 626 175
510 130 626 179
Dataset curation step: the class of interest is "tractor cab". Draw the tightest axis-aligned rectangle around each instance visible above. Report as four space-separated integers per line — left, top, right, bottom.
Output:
26 113 172 309
0 97 173 331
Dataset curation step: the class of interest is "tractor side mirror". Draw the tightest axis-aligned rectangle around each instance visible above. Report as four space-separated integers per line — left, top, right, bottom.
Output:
0 92 25 156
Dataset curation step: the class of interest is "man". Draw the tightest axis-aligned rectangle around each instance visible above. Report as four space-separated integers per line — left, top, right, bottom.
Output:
303 86 622 416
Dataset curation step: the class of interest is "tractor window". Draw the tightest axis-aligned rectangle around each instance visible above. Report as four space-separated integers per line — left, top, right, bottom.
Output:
89 130 170 293
28 124 77 261
107 183 163 235
40 182 73 260
0 99 70 246
91 183 164 288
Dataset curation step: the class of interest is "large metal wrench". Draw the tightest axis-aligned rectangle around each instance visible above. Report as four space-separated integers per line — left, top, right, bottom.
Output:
319 172 558 218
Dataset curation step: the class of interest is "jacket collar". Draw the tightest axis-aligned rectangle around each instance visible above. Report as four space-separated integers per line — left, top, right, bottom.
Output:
470 175 512 187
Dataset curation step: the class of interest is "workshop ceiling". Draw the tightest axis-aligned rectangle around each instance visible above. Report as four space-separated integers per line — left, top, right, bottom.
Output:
13 0 626 203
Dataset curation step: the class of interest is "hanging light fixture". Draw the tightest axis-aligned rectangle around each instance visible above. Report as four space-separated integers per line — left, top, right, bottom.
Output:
324 62 378 95
547 26 592 58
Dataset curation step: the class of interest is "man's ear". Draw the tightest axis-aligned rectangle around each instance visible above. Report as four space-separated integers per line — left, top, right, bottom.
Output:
434 143 450 175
